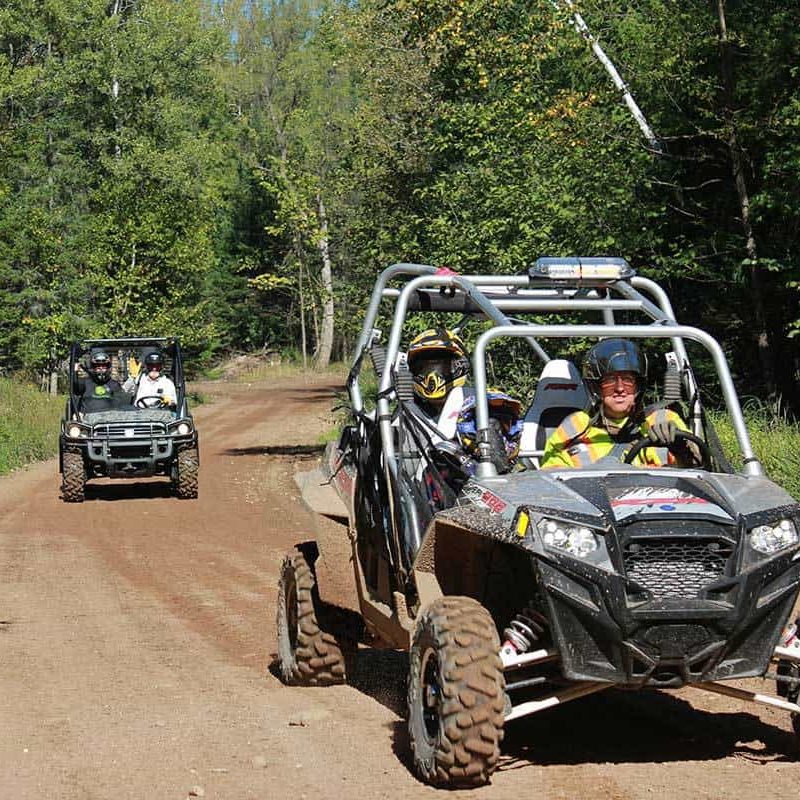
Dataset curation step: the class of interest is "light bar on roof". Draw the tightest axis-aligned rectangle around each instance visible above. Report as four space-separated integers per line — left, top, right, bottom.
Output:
529 257 635 281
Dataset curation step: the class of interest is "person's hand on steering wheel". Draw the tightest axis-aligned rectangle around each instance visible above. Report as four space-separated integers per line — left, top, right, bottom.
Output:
647 418 678 446
625 429 712 470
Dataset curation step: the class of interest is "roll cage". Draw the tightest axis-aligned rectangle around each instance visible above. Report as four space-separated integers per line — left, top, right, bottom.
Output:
345 259 763 581
68 336 189 417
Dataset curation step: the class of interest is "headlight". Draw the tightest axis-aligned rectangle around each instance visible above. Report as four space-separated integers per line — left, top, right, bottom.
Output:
169 421 192 435
749 519 799 555
67 424 87 439
539 518 600 558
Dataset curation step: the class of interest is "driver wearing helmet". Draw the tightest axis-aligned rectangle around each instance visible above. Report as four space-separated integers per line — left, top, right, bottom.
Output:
540 338 698 469
406 328 471 426
73 350 127 413
123 351 177 409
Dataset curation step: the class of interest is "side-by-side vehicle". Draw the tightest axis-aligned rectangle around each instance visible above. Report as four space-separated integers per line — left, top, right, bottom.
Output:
278 259 800 787
59 337 199 502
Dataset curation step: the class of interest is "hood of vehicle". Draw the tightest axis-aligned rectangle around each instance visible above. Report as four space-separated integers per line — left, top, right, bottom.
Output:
460 467 798 527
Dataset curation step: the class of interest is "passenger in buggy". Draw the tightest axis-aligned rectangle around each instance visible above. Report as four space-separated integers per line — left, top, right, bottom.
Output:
540 338 700 469
123 351 177 410
406 327 471 429
73 351 130 414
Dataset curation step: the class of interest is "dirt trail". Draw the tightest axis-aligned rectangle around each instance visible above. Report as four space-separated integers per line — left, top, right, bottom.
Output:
0 373 797 800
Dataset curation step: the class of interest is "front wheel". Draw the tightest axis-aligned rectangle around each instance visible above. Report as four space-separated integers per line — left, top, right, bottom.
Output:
61 449 86 503
407 596 505 787
276 548 347 686
173 446 199 499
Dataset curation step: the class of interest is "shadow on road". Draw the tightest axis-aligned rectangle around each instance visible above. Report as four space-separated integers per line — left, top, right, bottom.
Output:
222 444 325 457
373 676 799 782
286 387 343 402
83 480 174 501
497 688 797 773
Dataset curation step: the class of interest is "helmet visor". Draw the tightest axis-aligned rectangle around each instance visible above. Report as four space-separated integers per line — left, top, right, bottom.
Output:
411 356 455 382
583 339 645 381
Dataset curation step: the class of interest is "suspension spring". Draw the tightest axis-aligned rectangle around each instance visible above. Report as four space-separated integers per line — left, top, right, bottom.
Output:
502 607 548 654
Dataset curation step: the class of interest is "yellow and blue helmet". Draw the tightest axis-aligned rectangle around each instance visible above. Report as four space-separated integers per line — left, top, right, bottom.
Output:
456 391 523 461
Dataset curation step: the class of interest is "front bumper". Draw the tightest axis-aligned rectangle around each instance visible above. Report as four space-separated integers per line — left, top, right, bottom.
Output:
538 547 800 687
62 428 197 478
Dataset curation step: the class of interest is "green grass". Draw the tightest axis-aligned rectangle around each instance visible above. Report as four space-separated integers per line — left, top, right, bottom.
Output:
709 409 800 498
0 377 64 475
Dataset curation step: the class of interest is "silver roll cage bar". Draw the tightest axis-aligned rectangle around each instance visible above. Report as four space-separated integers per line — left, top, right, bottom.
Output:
348 260 759 491
472 325 761 479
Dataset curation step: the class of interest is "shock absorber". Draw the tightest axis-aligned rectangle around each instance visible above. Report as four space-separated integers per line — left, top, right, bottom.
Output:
501 607 547 658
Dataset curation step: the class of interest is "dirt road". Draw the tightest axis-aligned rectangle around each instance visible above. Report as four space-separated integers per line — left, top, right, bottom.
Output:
1 373 798 799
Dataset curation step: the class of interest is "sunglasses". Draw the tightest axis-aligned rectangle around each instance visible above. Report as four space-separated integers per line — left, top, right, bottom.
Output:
599 373 637 390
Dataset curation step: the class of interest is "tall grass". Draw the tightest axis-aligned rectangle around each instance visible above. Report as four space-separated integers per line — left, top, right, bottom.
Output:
0 377 64 475
709 408 800 498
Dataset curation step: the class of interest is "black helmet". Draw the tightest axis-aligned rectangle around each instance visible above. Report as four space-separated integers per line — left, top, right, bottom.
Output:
143 351 164 370
89 351 112 384
582 338 646 400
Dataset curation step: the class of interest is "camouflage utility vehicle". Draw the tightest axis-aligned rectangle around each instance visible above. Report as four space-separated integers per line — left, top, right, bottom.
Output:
60 337 199 502
279 260 800 787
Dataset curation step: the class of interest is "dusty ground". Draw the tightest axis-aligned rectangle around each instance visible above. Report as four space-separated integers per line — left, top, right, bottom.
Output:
1 372 798 799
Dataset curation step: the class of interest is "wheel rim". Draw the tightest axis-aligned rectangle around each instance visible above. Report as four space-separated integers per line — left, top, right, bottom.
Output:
420 646 441 743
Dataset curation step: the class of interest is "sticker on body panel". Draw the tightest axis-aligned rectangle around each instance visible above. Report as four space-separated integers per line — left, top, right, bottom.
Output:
609 486 731 523
461 483 508 515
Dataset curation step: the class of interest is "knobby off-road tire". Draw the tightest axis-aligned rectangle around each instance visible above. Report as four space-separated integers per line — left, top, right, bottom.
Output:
407 596 506 788
173 446 199 499
276 548 347 686
61 449 86 503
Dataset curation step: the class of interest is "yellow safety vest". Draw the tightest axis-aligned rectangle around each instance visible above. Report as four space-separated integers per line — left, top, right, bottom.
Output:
540 408 689 469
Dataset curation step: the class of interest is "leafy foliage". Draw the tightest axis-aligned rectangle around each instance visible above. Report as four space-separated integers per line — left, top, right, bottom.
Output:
0 0 799 419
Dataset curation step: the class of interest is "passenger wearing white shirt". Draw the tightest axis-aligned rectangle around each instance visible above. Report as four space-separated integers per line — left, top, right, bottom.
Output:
123 351 177 409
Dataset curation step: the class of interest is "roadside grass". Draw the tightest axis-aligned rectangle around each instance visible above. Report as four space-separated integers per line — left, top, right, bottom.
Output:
708 409 800 497
0 377 64 475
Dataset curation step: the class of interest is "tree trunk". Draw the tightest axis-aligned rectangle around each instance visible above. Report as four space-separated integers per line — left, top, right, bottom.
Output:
110 0 126 159
716 0 775 394
298 257 308 369
315 193 334 368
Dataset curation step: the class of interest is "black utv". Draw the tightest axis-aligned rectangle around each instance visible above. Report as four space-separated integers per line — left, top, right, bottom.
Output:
59 337 199 502
279 260 800 789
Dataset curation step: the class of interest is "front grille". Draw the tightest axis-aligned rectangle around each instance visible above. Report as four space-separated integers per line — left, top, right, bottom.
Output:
109 445 153 459
623 539 734 598
92 422 167 437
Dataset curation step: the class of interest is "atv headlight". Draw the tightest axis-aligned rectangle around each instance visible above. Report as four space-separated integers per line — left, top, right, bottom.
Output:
539 518 600 558
66 423 88 439
748 519 798 555
168 421 192 436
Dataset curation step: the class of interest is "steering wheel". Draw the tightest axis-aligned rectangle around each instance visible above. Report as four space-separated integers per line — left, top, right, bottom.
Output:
135 395 167 409
623 430 714 471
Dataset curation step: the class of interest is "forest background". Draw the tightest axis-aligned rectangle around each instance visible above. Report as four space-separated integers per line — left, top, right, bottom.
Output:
1 0 799 415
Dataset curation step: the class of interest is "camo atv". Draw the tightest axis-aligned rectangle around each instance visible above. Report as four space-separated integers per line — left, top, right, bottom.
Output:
60 337 199 502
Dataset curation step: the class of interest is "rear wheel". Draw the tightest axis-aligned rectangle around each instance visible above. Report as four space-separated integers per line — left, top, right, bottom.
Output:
61 449 86 503
407 596 505 787
276 548 347 686
173 445 199 499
